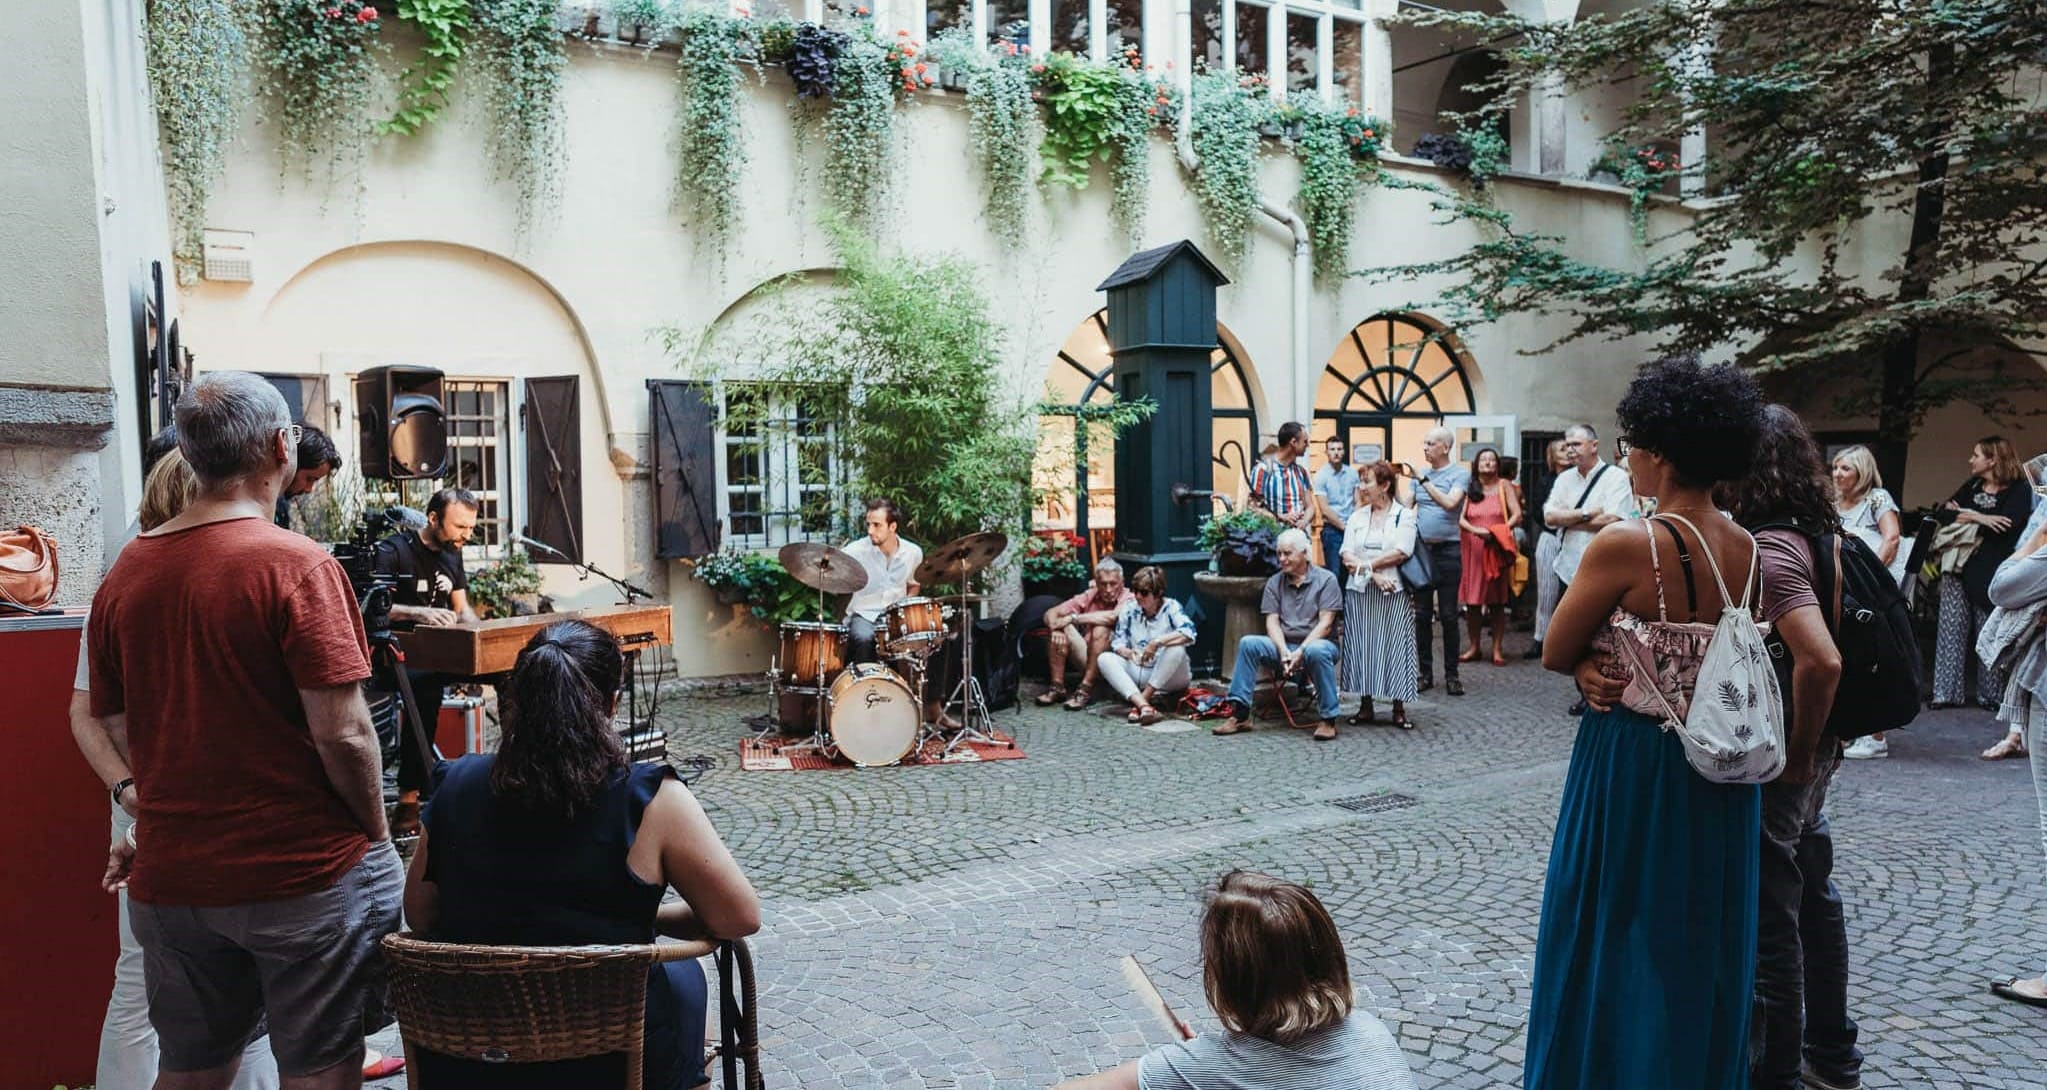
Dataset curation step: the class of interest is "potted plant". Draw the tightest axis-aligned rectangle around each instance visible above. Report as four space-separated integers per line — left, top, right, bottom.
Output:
1197 510 1282 577
1021 531 1090 600
467 547 545 619
610 0 666 45
689 548 830 624
757 17 797 64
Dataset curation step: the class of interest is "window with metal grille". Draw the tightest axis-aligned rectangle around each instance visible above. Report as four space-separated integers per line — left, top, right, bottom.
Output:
719 384 846 549
444 380 512 560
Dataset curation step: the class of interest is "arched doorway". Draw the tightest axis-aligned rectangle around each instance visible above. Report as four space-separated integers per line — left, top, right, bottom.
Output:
1036 309 1261 558
1314 312 1480 469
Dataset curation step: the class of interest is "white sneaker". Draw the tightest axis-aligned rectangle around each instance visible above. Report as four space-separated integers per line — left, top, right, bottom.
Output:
1842 736 1888 760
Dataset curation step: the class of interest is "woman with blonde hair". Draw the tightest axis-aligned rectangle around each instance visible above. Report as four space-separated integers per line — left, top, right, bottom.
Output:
1052 871 1414 1090
1832 445 1906 760
1935 437 2033 733
138 447 199 532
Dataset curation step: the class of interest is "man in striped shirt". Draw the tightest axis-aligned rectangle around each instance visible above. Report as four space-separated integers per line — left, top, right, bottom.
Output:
1248 422 1314 533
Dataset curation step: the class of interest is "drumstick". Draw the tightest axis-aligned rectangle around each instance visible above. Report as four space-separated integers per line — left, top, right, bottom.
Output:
1120 955 1195 1041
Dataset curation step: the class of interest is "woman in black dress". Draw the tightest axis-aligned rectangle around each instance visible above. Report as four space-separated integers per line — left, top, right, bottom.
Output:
404 620 761 1088
1933 437 2032 731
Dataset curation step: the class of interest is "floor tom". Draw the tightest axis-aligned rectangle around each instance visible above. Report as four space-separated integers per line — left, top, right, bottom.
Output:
777 621 847 692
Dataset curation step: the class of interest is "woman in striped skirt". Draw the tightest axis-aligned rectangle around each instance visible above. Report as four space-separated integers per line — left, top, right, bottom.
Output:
1340 461 1420 728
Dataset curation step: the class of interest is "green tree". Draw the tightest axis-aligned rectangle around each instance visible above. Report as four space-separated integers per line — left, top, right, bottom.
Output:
1377 0 2047 493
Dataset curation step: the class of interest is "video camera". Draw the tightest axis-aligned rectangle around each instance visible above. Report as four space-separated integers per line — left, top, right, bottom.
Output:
330 508 401 643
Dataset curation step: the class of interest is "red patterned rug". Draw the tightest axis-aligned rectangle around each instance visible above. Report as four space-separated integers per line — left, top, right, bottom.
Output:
738 729 1026 772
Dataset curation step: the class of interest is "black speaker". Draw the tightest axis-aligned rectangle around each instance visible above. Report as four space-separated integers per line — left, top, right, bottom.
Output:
355 365 448 480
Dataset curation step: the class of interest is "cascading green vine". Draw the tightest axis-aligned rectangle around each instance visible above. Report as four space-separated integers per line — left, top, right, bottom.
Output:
1188 73 1266 266
469 0 567 234
1295 105 1378 285
1106 74 1159 241
817 39 900 230
1034 53 1122 189
382 0 472 136
255 0 387 182
674 10 752 259
963 59 1037 246
146 0 252 284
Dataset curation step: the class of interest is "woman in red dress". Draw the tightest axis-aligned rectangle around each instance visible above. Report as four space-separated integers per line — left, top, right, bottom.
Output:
1458 447 1521 665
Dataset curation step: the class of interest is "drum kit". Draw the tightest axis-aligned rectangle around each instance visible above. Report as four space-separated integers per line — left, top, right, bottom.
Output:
760 531 1009 767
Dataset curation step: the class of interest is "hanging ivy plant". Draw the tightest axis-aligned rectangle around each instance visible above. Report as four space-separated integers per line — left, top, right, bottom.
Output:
963 55 1037 246
1106 73 1159 241
1295 106 1362 285
817 36 901 229
1188 73 1266 266
469 0 567 234
381 0 471 136
255 0 388 182
675 9 752 258
146 0 252 284
1033 53 1122 190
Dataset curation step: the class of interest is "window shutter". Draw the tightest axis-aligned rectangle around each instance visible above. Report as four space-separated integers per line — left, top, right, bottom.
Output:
521 376 583 564
649 380 721 559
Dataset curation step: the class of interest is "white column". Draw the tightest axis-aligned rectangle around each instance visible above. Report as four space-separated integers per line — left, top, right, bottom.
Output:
1316 12 1332 100
1267 0 1286 97
1090 0 1107 60
1536 70 1567 175
972 0 989 44
1360 0 1396 120
1680 126 1708 198
1030 0 1050 54
1221 0 1237 72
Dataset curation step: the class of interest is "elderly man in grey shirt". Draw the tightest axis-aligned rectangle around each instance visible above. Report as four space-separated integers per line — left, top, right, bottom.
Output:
1214 529 1345 741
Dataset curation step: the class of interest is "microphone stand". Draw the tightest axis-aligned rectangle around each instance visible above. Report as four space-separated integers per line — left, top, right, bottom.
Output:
516 535 663 758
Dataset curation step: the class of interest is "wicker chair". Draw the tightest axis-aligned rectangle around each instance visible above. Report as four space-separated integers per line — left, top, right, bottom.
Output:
381 933 763 1090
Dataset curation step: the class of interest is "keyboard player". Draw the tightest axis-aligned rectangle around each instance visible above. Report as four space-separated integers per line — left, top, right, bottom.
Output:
371 487 480 835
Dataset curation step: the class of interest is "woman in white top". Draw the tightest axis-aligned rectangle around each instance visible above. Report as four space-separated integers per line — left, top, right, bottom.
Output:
1832 445 1906 584
1339 461 1420 728
1832 446 1906 761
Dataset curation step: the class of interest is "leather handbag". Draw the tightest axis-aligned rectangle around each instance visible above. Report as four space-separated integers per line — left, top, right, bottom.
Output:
0 525 59 611
1398 532 1435 592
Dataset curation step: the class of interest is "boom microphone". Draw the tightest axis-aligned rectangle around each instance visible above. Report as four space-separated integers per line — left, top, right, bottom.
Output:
512 532 570 560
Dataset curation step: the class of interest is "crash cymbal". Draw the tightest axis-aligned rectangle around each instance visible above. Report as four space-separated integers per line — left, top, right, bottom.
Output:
778 542 869 595
914 531 1009 587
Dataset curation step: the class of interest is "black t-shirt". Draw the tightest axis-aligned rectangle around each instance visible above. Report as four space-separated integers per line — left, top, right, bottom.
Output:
372 529 468 611
1946 476 2033 608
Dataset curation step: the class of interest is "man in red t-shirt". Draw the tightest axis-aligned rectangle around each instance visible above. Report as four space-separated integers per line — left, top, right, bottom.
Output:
91 371 399 1090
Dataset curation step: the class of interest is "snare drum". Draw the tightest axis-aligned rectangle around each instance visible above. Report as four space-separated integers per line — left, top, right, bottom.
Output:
826 663 921 767
777 621 847 692
880 597 947 654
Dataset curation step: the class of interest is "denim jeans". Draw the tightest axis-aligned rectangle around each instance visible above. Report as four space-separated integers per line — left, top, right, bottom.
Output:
1227 635 1342 722
1751 748 1862 1090
1412 540 1464 680
1319 526 1347 582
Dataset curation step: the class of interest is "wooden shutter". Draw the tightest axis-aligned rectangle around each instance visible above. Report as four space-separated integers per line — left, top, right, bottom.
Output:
521 376 583 564
649 380 721 558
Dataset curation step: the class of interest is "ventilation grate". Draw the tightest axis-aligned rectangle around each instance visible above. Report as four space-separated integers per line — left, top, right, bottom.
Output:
1329 792 1419 814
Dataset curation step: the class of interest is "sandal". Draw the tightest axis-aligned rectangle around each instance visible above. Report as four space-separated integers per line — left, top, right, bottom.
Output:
1127 706 1145 722
1982 734 2028 761
1491 651 1508 667
1035 686 1068 707
1211 718 1253 736
1390 703 1412 730
1348 699 1376 726
1137 706 1163 726
1312 722 1338 741
1991 976 2047 1008
1064 690 1093 711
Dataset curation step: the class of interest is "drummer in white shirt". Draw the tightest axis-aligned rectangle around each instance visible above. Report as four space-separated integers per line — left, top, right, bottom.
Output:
841 497 959 728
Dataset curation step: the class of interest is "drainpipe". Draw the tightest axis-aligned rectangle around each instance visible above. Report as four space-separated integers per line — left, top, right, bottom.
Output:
1175 0 1314 430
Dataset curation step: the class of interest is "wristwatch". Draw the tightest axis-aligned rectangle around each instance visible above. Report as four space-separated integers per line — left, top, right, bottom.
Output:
111 777 134 807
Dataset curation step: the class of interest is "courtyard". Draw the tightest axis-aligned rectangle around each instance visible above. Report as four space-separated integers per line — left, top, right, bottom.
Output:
371 654 2047 1089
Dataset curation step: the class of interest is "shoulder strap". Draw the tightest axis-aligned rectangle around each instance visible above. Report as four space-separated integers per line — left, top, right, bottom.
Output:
1645 514 1669 622
1654 519 1699 618
1827 534 1843 631
1655 513 1751 612
1573 463 1614 508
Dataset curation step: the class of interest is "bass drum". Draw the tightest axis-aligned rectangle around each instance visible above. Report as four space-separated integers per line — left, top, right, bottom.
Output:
827 663 921 767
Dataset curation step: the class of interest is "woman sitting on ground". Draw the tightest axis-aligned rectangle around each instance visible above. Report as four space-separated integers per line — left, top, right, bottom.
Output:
404 619 761 1090
1052 870 1415 1090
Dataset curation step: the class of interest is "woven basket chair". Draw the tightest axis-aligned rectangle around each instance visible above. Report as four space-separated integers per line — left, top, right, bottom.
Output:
381 933 763 1090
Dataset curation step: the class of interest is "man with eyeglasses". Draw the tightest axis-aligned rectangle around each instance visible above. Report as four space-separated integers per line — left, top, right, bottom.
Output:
1542 423 1635 714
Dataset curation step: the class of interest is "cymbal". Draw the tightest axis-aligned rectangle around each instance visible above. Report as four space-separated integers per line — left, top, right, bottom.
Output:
778 542 869 595
914 531 1009 587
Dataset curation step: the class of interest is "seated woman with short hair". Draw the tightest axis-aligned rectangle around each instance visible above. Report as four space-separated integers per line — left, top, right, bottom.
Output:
404 619 761 1090
1054 871 1415 1090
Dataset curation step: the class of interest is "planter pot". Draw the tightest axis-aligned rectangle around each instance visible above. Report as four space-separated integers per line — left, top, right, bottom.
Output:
508 592 542 617
618 21 652 45
1023 575 1086 602
1215 550 1276 578
1192 572 1271 681
939 68 971 93
1257 120 1283 138
1284 120 1306 142
1589 169 1622 185
713 584 747 606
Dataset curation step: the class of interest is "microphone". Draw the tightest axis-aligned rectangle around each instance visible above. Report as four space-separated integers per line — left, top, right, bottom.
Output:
512 532 570 560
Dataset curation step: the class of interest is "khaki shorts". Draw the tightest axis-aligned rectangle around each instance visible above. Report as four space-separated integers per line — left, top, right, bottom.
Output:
130 840 404 1076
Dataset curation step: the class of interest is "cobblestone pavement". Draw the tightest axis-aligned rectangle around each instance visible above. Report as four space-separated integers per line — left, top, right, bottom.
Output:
373 644 2047 1089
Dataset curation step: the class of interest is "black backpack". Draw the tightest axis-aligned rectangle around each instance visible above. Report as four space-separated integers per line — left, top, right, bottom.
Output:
1757 524 1923 739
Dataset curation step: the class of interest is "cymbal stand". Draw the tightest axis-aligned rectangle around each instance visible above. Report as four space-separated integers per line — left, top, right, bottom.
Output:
941 561 1004 753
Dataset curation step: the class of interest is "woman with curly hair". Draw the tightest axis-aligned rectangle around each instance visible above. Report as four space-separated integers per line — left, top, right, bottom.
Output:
1528 356 1766 1090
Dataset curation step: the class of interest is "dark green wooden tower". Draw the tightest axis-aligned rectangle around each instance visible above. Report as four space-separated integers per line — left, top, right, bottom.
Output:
1098 241 1230 617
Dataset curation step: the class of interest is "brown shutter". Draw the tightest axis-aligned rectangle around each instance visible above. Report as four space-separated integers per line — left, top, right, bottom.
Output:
521 376 583 564
649 380 721 558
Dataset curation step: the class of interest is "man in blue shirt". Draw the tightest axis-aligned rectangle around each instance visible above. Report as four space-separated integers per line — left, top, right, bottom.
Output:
1312 435 1359 580
1410 427 1471 696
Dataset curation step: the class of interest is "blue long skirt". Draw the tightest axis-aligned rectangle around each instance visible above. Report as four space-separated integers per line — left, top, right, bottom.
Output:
1524 706 1760 1090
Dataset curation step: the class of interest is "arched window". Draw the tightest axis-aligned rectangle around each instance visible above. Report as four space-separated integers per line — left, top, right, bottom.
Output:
1314 312 1475 467
1036 309 1260 555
